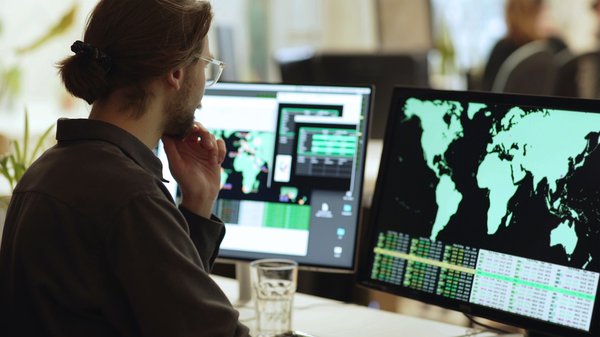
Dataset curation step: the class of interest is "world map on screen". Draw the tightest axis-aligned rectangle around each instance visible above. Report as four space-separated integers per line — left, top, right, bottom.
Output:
212 130 275 195
397 98 600 271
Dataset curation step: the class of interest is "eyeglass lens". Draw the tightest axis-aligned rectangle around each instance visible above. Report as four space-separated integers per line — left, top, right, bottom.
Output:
205 62 221 86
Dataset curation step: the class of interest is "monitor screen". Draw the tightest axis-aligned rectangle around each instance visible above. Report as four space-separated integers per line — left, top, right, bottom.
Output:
167 82 371 271
357 87 600 337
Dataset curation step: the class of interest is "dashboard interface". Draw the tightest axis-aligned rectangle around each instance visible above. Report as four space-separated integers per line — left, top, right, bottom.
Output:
359 88 600 336
198 83 372 270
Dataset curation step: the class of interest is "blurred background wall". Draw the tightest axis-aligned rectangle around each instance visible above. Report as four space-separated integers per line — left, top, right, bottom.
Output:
1 0 598 119
2 0 599 198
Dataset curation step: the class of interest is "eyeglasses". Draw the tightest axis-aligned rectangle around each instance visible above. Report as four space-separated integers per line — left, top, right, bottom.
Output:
197 56 225 87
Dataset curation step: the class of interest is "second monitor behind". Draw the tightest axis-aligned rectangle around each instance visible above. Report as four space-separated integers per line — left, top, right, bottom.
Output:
275 51 430 139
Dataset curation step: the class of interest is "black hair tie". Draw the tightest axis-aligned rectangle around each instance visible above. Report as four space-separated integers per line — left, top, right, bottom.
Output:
71 40 113 73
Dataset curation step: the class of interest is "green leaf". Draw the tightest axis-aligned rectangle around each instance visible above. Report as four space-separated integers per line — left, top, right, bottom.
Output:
12 140 22 165
23 109 30 165
6 154 18 190
0 109 55 190
16 4 78 54
13 161 26 183
2 66 21 100
0 156 11 184
0 155 16 190
29 123 54 165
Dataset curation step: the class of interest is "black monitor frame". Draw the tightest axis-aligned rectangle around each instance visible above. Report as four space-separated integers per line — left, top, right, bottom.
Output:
357 86 600 337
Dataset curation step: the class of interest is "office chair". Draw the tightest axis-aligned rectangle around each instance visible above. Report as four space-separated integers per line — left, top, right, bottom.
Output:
315 53 429 139
275 51 430 139
492 40 557 95
554 50 600 99
273 46 318 83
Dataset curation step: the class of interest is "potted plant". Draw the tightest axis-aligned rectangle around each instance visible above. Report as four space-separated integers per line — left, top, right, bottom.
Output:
0 5 77 236
0 109 55 225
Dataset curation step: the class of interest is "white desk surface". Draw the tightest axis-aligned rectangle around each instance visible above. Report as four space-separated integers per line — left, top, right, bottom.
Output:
212 275 487 337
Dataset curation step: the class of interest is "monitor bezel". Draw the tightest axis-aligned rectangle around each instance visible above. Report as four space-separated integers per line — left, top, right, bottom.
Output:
357 86 600 337
206 81 374 273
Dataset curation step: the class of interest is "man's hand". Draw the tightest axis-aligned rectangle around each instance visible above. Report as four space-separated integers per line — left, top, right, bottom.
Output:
161 122 226 218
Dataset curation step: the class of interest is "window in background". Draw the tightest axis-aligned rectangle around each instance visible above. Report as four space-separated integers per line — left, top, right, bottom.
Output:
430 0 506 73
431 0 599 74
545 0 598 53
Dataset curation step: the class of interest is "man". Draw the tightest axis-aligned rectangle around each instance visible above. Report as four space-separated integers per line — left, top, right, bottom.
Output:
0 0 250 336
481 0 568 92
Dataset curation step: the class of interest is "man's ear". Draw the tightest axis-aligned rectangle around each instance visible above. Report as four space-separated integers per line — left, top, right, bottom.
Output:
166 67 184 91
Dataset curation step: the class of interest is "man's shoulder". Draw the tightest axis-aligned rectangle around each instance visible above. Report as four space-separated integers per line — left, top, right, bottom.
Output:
15 141 166 215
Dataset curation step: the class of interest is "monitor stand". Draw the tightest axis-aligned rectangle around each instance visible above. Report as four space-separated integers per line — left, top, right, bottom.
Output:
233 261 252 307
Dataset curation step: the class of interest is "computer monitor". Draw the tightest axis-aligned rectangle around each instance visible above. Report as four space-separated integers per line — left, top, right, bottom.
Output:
159 82 372 301
314 54 429 141
275 52 430 140
357 87 600 337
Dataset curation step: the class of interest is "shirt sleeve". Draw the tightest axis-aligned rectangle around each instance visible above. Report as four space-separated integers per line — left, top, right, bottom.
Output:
106 194 250 337
179 205 225 272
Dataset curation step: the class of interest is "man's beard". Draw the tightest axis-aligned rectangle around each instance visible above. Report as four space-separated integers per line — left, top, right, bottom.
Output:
162 80 197 139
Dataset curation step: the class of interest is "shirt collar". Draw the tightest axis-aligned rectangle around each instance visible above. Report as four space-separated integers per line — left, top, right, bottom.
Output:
55 118 166 182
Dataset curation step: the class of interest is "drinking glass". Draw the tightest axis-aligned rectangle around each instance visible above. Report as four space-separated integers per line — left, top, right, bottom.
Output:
250 259 298 337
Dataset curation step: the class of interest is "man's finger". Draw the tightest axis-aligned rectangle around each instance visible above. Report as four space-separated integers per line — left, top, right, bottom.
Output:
161 136 182 164
216 138 226 164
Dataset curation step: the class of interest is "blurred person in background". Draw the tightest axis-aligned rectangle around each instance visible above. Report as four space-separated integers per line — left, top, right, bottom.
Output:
481 0 569 91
